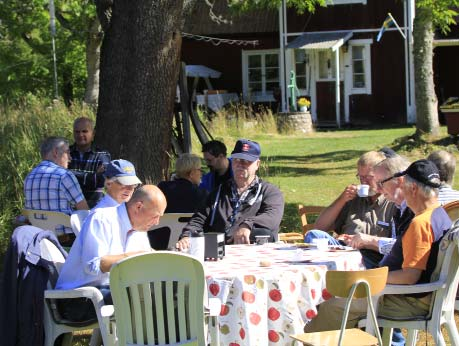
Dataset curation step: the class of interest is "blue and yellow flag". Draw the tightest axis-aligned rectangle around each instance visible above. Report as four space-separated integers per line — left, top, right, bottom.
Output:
376 15 394 42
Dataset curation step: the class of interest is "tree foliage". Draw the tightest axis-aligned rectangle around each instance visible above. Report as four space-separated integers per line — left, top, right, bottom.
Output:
0 0 95 103
228 0 325 13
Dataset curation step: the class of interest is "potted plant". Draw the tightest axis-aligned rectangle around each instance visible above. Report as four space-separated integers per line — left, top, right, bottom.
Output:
440 97 459 135
297 97 311 112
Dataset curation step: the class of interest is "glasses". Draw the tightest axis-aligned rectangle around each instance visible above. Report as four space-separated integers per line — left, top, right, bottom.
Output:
377 176 396 189
355 173 375 181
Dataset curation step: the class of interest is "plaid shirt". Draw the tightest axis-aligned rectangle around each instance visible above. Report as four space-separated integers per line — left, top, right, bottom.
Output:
24 160 85 215
68 144 111 207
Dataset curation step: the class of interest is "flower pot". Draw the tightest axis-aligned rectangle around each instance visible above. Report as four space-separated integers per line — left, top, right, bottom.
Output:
299 106 308 112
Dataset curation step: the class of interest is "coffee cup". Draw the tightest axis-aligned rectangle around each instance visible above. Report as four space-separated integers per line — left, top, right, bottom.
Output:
255 235 270 245
357 184 369 197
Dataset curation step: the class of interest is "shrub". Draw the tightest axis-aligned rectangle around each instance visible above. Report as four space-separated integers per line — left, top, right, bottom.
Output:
0 97 95 267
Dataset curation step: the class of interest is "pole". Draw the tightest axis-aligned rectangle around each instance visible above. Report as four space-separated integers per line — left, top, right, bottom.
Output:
49 0 58 99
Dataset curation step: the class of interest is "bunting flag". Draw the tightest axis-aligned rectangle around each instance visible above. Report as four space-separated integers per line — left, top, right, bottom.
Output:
376 15 394 42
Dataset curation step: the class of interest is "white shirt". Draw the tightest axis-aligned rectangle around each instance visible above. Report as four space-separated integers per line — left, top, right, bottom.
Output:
92 193 118 210
92 194 150 253
438 185 459 205
56 203 149 289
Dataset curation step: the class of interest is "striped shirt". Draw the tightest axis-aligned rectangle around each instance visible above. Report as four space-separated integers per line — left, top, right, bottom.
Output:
68 144 111 207
438 185 459 205
24 160 85 215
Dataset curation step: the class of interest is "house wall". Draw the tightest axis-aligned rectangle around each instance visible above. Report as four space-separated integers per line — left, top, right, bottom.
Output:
181 0 409 125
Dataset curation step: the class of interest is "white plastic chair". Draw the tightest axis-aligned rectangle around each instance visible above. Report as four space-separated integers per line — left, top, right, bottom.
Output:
109 251 220 346
290 266 388 346
377 220 459 346
148 213 193 249
40 239 115 346
70 210 90 235
23 209 73 234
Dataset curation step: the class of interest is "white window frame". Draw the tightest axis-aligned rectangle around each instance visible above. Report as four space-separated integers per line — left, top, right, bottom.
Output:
348 39 372 95
326 0 367 5
242 49 279 102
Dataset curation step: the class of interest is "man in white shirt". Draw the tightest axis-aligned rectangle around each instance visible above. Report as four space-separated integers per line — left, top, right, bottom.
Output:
57 185 166 291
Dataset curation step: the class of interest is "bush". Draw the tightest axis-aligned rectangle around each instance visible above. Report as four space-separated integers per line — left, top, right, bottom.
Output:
0 97 95 268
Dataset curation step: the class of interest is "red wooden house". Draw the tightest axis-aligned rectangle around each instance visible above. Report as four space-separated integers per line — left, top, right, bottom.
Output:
182 0 459 127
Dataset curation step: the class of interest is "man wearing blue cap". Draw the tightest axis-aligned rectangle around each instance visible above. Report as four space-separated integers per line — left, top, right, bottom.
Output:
176 139 284 248
93 159 142 210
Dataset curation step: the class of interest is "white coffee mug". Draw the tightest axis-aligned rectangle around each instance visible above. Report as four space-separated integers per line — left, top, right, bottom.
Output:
357 184 369 197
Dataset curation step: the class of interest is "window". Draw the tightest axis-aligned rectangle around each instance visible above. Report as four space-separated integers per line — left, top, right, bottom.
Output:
348 39 372 94
295 49 308 89
243 50 279 101
318 50 336 80
352 46 365 88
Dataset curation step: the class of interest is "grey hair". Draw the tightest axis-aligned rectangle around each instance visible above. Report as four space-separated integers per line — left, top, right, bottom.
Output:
375 156 411 176
427 150 456 185
175 153 201 179
404 175 439 198
40 137 69 159
73 117 94 130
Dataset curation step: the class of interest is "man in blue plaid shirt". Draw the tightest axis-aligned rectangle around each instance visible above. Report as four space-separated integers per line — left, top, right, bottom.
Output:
69 117 111 208
24 136 89 215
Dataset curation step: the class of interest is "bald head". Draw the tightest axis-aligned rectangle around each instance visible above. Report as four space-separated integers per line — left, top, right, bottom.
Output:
127 185 167 231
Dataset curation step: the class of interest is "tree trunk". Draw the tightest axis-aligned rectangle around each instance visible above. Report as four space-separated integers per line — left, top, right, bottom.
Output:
413 6 439 135
95 0 184 183
84 17 102 105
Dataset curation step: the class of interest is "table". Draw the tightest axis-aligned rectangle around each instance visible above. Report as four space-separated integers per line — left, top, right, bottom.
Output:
196 93 239 112
204 244 364 345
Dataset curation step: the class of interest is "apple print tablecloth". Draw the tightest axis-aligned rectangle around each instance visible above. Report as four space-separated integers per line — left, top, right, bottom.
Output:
204 244 364 345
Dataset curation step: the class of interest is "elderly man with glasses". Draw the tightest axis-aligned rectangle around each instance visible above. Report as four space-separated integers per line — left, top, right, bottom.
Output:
304 159 452 340
305 151 397 268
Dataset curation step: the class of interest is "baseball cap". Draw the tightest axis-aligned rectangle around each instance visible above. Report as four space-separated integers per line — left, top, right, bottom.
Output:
231 139 261 162
104 159 142 185
393 159 441 188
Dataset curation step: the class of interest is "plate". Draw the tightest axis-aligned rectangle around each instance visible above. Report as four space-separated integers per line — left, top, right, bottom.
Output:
327 245 356 252
294 243 315 248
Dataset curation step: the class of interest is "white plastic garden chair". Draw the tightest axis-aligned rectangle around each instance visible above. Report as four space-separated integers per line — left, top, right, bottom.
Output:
41 238 115 346
109 251 220 346
148 213 193 250
377 220 459 346
70 210 90 235
23 209 73 235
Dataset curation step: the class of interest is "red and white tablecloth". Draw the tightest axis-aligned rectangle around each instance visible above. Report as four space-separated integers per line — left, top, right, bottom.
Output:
204 244 364 345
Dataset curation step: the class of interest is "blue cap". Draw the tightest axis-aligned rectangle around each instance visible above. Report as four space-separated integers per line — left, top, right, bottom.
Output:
104 159 142 185
231 139 261 162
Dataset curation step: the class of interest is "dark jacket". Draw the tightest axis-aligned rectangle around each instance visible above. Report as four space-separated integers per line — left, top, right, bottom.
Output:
182 178 284 239
0 226 67 346
158 178 209 213
199 159 233 192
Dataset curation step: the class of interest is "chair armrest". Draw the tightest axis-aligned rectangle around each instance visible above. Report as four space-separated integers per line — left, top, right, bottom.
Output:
45 286 104 301
382 281 445 295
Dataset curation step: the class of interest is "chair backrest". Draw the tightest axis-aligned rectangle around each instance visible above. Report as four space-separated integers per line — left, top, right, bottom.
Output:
148 213 193 250
23 209 72 234
70 210 90 235
298 205 325 235
428 219 459 318
326 266 388 299
109 252 206 346
443 200 459 222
